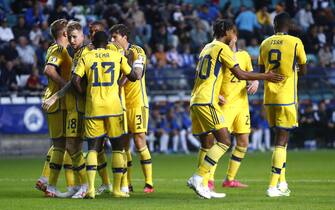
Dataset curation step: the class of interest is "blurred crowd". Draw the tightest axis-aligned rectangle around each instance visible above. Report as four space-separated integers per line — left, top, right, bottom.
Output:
0 0 335 149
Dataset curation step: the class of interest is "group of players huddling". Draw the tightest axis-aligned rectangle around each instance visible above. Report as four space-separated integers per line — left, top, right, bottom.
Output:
35 11 306 200
35 19 153 198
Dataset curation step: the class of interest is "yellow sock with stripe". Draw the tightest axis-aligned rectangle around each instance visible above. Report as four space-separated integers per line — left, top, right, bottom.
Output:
86 150 98 195
279 145 287 183
138 146 153 186
208 163 217 182
197 147 208 167
269 146 286 188
112 151 125 193
41 145 53 179
126 149 132 186
197 142 229 181
71 151 87 185
226 146 247 181
97 150 110 185
121 151 129 189
48 147 65 186
63 151 75 187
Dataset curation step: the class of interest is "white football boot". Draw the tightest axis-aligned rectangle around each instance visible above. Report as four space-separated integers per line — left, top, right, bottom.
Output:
187 174 211 199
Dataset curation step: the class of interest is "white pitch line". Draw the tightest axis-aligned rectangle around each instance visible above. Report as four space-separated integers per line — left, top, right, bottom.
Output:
0 178 335 183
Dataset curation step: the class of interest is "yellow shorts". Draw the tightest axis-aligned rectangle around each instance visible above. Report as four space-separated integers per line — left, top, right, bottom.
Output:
126 106 149 133
221 105 250 134
265 104 298 129
191 104 225 136
65 111 84 138
85 114 127 139
46 110 66 139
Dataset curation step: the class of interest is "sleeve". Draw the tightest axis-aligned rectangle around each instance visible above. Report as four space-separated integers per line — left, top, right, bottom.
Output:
257 44 264 65
296 39 307 65
73 57 86 78
120 55 132 75
46 47 63 67
244 52 253 72
220 46 238 69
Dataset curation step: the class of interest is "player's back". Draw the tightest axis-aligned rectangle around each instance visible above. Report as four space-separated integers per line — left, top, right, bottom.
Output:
220 50 253 107
43 43 72 112
259 33 306 105
124 44 148 108
191 40 236 106
79 48 126 118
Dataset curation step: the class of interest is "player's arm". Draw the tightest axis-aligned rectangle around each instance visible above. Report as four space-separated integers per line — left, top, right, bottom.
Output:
120 54 142 82
298 64 307 76
71 57 86 94
43 64 67 87
230 65 283 82
296 40 308 76
42 81 72 111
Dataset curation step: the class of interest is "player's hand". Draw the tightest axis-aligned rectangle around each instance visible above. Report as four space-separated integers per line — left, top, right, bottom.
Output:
266 71 284 83
218 95 226 106
247 80 259 95
42 95 58 111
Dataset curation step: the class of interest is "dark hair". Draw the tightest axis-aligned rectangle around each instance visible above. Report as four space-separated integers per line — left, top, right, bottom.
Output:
213 19 234 38
274 12 290 30
50 19 68 39
92 31 108 48
109 24 130 38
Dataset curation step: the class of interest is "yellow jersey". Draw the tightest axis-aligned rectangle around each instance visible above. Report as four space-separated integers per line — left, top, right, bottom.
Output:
107 42 124 55
43 43 72 113
258 33 307 105
65 45 91 113
191 40 237 106
74 48 131 118
124 44 148 108
220 50 253 107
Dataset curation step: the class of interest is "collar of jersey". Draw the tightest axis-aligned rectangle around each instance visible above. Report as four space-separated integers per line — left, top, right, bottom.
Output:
275 32 288 35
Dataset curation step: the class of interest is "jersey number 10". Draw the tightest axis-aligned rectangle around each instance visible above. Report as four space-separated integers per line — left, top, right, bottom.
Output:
90 62 115 86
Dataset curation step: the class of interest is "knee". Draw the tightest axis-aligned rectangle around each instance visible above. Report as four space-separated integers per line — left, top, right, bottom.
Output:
134 133 146 149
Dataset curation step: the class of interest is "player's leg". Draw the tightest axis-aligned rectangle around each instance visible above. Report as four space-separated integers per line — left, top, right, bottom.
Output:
96 143 112 195
107 115 129 198
63 150 75 191
35 145 53 192
223 133 249 187
45 110 66 197
198 134 214 190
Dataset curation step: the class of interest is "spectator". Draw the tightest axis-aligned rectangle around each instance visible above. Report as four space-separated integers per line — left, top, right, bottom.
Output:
132 2 152 44
40 21 52 41
36 40 49 71
246 38 260 64
12 15 30 39
197 3 220 24
0 61 18 91
48 4 69 25
151 44 167 69
221 2 234 20
300 103 318 150
26 68 43 91
327 108 335 148
0 18 14 42
1 39 19 64
295 3 314 31
235 6 260 45
172 5 184 23
270 2 285 25
318 45 332 67
166 46 182 68
151 24 169 49
180 44 195 68
251 108 271 151
24 3 45 28
16 36 36 73
167 108 181 153
256 6 272 35
190 20 208 51
317 26 326 47
29 22 43 47
174 21 191 47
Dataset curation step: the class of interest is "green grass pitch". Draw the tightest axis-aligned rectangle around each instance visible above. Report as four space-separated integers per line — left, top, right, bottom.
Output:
0 150 334 210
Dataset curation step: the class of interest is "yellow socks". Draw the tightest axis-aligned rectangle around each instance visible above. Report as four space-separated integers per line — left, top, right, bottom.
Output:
197 147 208 167
269 146 286 187
226 146 247 181
86 150 98 195
121 151 128 189
97 150 110 185
71 151 87 185
279 145 287 183
63 151 75 188
112 151 125 194
41 145 53 179
126 149 132 186
138 146 153 186
48 147 65 186
197 142 229 180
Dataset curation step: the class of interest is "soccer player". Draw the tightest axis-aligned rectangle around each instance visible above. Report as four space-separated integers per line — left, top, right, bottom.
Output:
72 31 141 198
41 19 74 197
218 29 259 188
110 24 154 193
187 19 284 199
258 12 307 197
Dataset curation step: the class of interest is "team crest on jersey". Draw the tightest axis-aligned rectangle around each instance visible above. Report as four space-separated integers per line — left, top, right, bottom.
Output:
50 56 57 63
